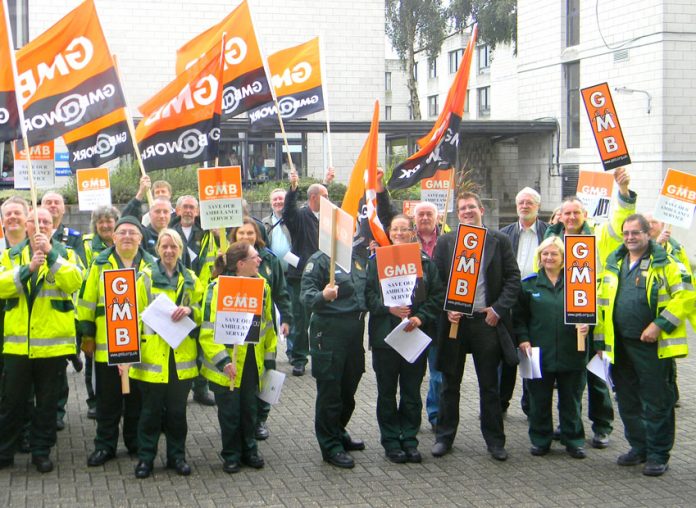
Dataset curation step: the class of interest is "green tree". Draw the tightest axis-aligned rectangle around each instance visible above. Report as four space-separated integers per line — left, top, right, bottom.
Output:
385 0 448 120
449 0 517 51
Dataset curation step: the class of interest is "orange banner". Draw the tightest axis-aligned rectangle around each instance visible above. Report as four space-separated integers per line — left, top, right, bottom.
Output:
103 268 140 365
15 0 126 146
581 83 631 171
564 235 597 324
444 224 487 314
0 0 20 142
63 108 132 170
176 0 271 118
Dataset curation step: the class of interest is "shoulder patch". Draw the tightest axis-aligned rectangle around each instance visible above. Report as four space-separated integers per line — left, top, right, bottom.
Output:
304 261 314 273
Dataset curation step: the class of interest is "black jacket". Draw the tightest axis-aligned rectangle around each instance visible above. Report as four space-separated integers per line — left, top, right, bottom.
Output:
499 218 548 256
282 186 319 280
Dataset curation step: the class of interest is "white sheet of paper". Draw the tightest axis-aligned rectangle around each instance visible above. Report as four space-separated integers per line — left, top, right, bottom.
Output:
141 293 196 350
257 369 286 405
517 347 542 379
384 319 431 363
587 353 613 389
283 251 300 268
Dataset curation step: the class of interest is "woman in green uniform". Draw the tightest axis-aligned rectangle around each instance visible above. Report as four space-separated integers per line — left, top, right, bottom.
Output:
365 214 444 463
199 241 277 473
130 229 204 478
514 236 588 459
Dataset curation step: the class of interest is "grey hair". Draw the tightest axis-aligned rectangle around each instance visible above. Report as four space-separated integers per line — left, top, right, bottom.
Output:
90 206 120 233
175 195 198 208
516 187 541 205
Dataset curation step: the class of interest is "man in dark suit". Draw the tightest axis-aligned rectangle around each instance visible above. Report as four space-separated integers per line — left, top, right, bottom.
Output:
431 192 521 461
499 187 548 416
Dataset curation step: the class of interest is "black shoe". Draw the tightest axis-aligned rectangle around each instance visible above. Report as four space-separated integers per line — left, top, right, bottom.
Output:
69 354 83 373
242 453 265 469
385 449 407 464
87 407 97 420
617 449 647 466
530 445 550 456
591 433 609 449
135 460 153 479
193 390 216 406
56 418 65 431
31 455 53 473
324 451 354 469
566 446 587 459
0 457 13 469
431 442 451 458
552 426 561 441
87 449 115 467
292 364 305 377
643 462 668 477
404 447 422 463
488 446 508 461
255 422 270 441
167 458 191 476
342 436 365 451
223 460 241 474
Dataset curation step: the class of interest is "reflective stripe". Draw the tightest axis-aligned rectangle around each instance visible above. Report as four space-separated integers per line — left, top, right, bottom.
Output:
143 324 155 335
201 322 214 330
50 257 67 275
264 352 275 360
190 303 201 313
602 276 613 284
176 360 197 371
658 337 688 348
143 274 153 304
597 298 610 307
79 299 97 311
96 343 107 352
260 322 273 338
12 267 22 294
593 334 604 342
657 293 670 304
136 362 162 373
29 337 75 347
38 289 68 299
660 309 681 327
668 283 685 293
684 282 695 291
607 222 621 242
4 335 26 343
202 358 218 372
211 350 229 365
204 255 216 263
603 344 613 353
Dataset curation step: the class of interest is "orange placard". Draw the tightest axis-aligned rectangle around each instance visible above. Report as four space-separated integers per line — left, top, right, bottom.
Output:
76 167 109 191
14 140 54 161
581 83 631 171
376 243 423 306
197 166 242 201
402 200 420 217
576 170 614 198
421 168 454 212
564 235 597 325
215 276 265 345
659 168 696 205
103 268 140 365
653 168 696 229
444 224 487 314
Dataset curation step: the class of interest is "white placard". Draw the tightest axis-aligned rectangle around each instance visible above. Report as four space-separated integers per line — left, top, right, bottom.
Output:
141 293 196 350
214 310 257 345
258 369 286 405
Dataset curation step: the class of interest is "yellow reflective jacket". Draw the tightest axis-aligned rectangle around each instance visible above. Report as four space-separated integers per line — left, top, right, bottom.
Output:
77 246 155 363
595 241 695 361
129 261 203 383
199 275 276 389
0 239 83 358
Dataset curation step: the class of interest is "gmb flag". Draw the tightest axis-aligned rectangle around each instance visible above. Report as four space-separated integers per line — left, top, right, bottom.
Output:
63 108 133 170
387 25 477 191
248 37 324 131
176 0 272 119
136 40 224 172
0 0 20 142
15 0 127 147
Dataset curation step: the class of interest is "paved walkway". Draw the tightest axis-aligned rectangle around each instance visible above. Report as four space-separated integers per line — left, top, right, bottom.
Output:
2 331 696 507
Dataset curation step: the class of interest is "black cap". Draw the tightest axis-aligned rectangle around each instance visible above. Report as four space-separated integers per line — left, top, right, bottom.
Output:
114 216 142 233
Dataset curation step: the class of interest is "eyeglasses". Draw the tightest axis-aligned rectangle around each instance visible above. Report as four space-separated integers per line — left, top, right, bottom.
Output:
115 230 141 237
622 230 646 238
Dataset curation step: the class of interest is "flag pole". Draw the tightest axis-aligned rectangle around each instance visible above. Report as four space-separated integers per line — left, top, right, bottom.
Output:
329 207 337 286
319 34 333 171
112 55 153 206
3 0 38 229
441 167 455 231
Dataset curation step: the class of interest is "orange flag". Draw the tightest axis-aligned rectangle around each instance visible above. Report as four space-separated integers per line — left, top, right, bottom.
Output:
0 0 20 142
15 0 127 146
342 100 389 247
175 0 271 119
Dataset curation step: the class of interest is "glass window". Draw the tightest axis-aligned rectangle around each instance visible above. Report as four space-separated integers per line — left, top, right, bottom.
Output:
428 95 439 117
464 90 470 113
564 61 580 148
566 0 580 47
477 45 491 73
449 48 463 74
477 87 490 117
385 71 392 91
7 0 29 47
428 58 437 79
385 105 392 121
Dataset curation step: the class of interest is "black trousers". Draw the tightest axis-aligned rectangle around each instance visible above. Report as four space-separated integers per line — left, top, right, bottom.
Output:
437 316 505 449
0 354 65 459
94 362 141 454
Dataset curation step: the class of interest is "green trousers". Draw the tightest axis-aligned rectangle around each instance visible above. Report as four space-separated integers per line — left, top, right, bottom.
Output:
310 314 365 459
527 370 586 449
287 278 309 367
372 347 427 451
613 337 675 464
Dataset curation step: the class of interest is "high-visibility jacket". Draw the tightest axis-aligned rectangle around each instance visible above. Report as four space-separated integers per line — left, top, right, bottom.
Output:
81 233 112 269
199 274 276 389
196 231 220 290
77 246 155 363
663 238 696 330
595 240 695 362
129 261 203 383
544 190 636 268
0 239 83 358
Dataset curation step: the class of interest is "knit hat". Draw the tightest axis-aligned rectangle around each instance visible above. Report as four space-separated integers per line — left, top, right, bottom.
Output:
114 216 142 233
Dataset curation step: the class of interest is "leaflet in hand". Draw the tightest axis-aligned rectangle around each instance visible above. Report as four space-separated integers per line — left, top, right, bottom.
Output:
384 319 431 363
